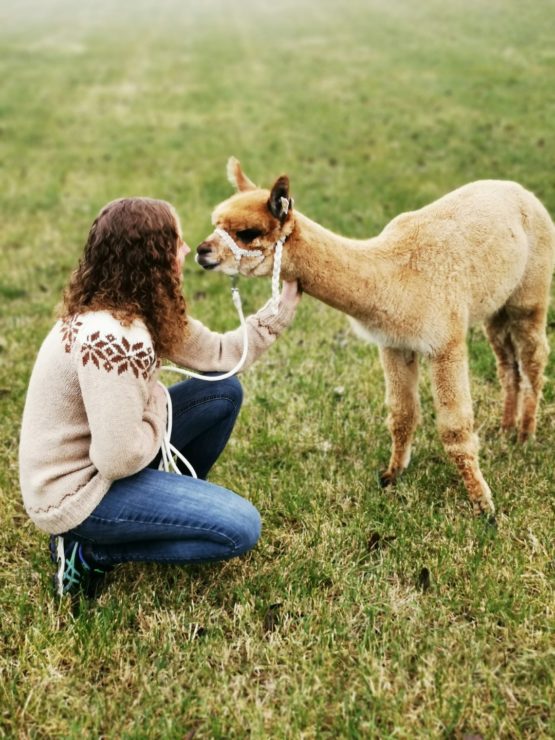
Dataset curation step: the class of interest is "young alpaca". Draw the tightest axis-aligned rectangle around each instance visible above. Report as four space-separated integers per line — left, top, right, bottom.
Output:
196 158 555 515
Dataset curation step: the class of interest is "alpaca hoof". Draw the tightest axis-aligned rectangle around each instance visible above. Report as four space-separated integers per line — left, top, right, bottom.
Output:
517 429 534 444
378 470 397 488
476 512 498 529
484 513 498 528
501 424 516 439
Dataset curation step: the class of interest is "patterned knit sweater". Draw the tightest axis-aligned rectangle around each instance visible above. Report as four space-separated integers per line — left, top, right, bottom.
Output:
19 298 296 534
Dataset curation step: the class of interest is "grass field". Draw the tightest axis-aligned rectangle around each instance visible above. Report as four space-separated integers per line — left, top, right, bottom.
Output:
1 0 554 736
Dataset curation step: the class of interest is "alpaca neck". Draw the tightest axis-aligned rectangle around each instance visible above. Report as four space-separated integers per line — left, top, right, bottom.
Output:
282 212 388 319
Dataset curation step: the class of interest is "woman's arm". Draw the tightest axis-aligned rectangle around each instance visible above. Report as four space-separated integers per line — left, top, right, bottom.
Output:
75 325 166 480
168 280 301 372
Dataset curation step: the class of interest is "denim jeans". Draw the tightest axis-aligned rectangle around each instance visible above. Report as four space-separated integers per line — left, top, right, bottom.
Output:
68 376 262 566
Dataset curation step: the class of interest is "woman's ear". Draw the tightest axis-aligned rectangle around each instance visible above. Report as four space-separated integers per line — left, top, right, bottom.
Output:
226 157 257 192
268 175 291 222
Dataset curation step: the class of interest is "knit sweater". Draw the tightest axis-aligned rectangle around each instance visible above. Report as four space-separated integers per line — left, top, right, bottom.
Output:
19 298 296 534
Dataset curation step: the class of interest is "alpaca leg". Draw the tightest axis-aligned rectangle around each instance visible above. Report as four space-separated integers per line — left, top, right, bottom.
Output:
508 308 549 443
429 342 494 515
484 309 521 431
379 347 420 487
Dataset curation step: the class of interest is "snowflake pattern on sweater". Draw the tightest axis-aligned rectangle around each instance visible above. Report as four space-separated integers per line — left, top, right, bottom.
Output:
60 316 156 379
60 315 83 353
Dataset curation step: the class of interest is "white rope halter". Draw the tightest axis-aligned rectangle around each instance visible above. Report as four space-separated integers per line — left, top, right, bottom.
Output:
214 227 286 315
214 227 263 260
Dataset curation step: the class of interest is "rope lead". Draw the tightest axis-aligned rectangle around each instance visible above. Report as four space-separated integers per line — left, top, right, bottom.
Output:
158 230 287 478
157 278 248 478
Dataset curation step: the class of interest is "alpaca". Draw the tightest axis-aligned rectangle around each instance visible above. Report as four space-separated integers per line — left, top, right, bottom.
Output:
196 158 555 515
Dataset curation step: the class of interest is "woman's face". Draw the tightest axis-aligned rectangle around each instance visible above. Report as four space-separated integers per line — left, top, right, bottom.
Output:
173 214 191 275
176 239 191 273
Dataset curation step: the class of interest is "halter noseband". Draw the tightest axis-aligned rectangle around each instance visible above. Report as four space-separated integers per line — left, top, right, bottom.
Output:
214 227 287 315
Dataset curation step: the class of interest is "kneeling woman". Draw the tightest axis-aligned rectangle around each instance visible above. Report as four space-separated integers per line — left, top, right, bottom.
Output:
19 197 300 597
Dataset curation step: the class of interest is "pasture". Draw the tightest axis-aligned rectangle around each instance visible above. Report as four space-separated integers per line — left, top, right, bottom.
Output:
1 0 554 736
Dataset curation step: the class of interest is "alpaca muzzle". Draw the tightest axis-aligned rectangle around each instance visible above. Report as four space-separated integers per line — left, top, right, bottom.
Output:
198 227 287 315
195 241 219 269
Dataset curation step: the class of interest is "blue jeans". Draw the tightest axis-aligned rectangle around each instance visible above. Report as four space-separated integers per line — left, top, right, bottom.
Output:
68 376 261 566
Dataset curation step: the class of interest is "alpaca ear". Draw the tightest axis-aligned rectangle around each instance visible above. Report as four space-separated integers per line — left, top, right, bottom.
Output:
268 175 292 222
226 157 257 192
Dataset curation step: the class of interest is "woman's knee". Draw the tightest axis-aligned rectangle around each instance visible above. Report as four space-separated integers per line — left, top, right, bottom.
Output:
187 374 243 412
168 376 243 425
219 375 243 412
232 499 261 556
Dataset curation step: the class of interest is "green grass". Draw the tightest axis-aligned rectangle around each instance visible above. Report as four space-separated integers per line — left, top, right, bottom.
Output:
1 0 554 736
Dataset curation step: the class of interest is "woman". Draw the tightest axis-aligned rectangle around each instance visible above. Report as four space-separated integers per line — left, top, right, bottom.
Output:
19 197 300 597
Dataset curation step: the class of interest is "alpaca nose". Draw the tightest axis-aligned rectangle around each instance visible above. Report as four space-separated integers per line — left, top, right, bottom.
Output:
195 241 220 270
196 242 213 256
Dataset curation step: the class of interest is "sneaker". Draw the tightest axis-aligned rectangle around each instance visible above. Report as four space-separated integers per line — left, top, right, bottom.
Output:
49 535 110 598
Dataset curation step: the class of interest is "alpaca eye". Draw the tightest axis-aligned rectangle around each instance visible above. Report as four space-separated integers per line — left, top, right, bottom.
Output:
236 228 263 243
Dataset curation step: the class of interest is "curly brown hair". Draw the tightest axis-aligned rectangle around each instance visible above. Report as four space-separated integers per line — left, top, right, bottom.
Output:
61 197 187 358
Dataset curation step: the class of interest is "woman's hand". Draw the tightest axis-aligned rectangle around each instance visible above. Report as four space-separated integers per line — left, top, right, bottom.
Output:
280 280 302 311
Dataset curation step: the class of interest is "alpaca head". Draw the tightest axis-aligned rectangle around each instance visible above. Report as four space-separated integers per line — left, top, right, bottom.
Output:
196 157 295 277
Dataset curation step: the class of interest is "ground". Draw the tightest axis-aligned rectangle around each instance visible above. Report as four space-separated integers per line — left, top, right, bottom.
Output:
0 0 554 736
